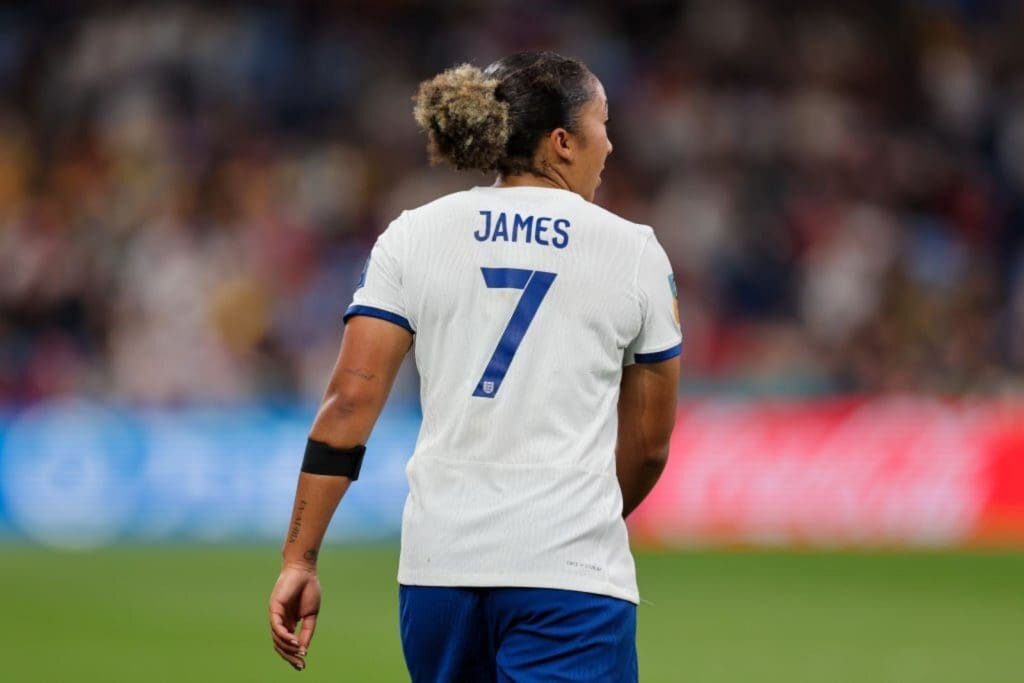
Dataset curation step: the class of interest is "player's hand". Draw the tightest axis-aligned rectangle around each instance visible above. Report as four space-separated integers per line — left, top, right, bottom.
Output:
269 565 321 671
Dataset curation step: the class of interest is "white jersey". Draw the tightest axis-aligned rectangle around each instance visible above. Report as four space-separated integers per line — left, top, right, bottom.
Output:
346 185 681 603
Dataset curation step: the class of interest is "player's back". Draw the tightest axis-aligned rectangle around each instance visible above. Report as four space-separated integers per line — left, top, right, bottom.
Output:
348 185 680 603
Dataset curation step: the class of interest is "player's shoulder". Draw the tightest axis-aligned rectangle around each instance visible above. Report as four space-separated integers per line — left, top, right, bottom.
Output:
402 189 479 220
377 191 474 246
572 200 660 264
579 200 655 242
381 190 474 242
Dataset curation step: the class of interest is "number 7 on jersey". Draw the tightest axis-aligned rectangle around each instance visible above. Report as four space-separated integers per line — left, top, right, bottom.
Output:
473 268 557 398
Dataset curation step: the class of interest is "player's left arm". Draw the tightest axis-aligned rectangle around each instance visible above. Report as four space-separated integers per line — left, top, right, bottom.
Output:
268 316 412 671
616 355 679 517
617 234 682 518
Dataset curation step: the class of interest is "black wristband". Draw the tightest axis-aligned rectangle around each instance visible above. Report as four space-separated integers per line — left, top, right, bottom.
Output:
301 438 366 480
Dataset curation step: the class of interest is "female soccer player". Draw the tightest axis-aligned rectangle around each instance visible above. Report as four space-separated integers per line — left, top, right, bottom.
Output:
268 51 681 681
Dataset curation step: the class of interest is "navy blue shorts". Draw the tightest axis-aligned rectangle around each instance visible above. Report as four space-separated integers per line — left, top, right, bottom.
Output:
399 585 638 682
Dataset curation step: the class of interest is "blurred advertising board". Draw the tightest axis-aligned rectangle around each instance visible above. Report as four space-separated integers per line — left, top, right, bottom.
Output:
630 398 1024 548
0 399 417 548
0 397 1021 549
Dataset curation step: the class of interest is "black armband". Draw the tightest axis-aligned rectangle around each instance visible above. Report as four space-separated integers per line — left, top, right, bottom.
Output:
301 438 366 480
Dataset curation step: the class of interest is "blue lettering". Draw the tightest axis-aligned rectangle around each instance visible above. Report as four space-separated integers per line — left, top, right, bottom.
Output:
475 211 492 241
492 212 509 241
535 216 551 246
475 212 570 249
513 214 534 243
552 219 570 249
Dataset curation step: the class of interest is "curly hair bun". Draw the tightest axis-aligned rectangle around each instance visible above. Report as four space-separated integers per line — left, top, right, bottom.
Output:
413 64 510 172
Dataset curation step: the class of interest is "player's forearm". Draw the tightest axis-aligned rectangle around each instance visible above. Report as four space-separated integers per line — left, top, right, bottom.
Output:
282 473 352 570
616 443 669 518
615 361 678 517
281 378 389 570
616 411 671 517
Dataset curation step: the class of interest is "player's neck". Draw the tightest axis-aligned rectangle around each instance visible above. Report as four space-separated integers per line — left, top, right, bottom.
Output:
494 170 573 195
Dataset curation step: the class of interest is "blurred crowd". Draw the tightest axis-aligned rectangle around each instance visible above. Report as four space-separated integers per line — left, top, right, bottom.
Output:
1 0 1023 404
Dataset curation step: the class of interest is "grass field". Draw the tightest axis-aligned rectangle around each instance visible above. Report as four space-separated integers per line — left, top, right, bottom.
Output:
1 546 1022 682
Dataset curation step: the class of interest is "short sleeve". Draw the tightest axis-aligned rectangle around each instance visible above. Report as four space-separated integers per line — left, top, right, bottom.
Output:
343 214 415 333
624 236 682 365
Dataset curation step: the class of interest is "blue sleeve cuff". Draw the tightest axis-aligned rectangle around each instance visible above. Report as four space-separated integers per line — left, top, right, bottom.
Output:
343 305 415 333
634 343 682 363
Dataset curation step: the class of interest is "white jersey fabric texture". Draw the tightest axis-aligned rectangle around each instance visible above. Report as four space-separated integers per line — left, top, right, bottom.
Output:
345 185 681 604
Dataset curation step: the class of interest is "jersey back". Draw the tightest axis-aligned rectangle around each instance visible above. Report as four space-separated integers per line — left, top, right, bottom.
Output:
346 185 681 603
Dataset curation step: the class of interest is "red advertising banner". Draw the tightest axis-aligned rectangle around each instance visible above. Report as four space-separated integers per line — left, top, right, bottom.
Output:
629 398 1024 548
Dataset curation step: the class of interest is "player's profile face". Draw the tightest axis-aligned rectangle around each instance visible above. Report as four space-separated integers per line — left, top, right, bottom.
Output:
573 78 613 202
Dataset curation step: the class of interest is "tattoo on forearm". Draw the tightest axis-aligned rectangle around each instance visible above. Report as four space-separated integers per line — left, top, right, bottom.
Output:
342 367 376 381
287 499 307 543
303 549 319 563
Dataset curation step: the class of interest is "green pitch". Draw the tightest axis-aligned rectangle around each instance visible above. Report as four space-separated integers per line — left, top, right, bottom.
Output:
1 546 1021 682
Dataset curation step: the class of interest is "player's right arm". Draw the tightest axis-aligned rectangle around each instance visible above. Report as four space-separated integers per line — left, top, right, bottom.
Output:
269 217 414 671
616 356 679 517
268 315 411 671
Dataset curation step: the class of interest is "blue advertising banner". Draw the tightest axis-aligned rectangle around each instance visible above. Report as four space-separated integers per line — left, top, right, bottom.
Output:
0 399 419 548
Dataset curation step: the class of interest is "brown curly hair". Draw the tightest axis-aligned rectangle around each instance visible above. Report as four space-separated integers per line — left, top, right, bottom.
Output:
413 52 594 176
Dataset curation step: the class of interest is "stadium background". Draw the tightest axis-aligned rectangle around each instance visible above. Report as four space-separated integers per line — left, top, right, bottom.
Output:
1 1 1022 681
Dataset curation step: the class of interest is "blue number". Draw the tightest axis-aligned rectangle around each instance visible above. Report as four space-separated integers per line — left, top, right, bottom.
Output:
473 267 557 398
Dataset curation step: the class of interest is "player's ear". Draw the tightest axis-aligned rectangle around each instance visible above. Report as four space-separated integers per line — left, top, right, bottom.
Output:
547 128 573 163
